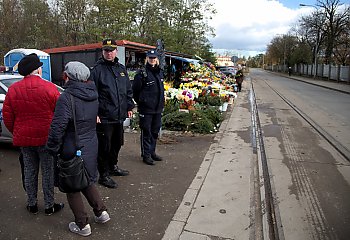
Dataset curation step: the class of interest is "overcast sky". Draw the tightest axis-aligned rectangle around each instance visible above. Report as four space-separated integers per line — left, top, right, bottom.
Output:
208 0 319 57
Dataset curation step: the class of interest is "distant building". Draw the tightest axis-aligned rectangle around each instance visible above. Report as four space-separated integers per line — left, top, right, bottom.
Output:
216 56 234 66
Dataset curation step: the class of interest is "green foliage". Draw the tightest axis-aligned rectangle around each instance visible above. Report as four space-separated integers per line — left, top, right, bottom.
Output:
188 110 215 134
196 95 222 106
161 105 222 134
0 0 216 61
162 111 192 131
163 98 180 116
202 106 223 126
130 112 140 130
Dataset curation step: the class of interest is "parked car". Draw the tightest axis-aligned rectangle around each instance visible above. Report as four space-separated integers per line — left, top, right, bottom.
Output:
219 67 237 77
0 73 63 142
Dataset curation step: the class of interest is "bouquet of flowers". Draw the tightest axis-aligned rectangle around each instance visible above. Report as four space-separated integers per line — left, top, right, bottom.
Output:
176 89 199 109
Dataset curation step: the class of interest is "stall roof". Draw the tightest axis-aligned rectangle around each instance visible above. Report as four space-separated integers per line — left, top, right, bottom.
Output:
42 40 155 54
116 40 155 52
42 40 198 60
43 43 101 54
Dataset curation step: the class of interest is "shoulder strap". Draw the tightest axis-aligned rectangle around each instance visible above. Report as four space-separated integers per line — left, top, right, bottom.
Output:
159 69 164 79
69 94 81 150
137 68 147 78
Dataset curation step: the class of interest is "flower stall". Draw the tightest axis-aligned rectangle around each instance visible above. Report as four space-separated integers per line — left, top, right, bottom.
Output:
160 61 238 134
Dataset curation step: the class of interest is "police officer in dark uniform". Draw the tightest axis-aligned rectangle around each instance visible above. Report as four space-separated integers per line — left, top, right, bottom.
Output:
132 50 165 165
90 39 135 188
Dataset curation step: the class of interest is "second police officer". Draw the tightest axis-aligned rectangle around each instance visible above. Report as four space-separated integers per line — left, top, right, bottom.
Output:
133 50 165 166
90 39 134 188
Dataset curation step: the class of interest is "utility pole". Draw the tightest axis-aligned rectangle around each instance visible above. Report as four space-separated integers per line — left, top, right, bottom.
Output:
283 38 286 73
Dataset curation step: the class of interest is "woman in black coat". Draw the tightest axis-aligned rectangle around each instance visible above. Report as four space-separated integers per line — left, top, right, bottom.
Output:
47 62 110 236
133 50 165 166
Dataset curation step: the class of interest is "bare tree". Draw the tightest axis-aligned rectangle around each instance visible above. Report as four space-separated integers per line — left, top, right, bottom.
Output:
316 0 349 64
299 9 327 65
332 4 350 65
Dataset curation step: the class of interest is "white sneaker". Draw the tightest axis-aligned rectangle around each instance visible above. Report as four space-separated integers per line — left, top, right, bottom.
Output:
68 222 91 236
95 211 111 223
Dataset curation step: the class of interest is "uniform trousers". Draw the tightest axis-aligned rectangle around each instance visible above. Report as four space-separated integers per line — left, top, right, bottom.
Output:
139 113 162 158
97 122 124 177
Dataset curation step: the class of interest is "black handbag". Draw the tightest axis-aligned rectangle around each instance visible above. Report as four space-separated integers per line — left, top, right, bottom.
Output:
57 94 90 193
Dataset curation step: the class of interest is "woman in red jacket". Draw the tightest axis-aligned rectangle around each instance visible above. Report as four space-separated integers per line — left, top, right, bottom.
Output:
2 53 64 215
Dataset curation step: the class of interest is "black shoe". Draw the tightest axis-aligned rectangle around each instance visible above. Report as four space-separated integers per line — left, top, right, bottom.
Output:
26 204 38 215
109 166 129 176
98 176 117 188
151 154 163 161
45 203 64 216
143 157 155 165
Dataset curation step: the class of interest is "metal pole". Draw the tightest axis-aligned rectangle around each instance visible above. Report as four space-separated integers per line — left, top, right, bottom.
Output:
283 45 286 73
314 42 317 79
314 16 319 79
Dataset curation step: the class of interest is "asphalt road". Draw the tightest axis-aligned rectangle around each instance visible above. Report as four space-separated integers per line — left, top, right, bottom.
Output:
0 131 214 240
255 70 350 152
250 69 350 239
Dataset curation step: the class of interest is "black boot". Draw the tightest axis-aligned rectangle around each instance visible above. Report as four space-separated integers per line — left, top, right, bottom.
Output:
98 176 117 188
151 154 163 161
26 204 38 215
109 165 130 176
143 156 155 165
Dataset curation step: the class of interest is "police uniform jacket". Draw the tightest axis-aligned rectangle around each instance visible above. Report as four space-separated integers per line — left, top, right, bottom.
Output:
133 63 165 114
90 57 134 123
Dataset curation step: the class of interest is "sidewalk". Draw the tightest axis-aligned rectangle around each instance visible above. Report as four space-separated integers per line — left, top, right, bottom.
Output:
162 86 253 240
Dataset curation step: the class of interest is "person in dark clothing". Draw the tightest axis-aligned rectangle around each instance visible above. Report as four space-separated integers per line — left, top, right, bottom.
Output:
235 66 244 92
133 50 165 165
288 67 292 76
47 61 110 237
90 39 135 188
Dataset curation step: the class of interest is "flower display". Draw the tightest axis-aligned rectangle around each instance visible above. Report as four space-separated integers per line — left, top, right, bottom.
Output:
162 60 240 133
165 86 202 109
164 81 172 91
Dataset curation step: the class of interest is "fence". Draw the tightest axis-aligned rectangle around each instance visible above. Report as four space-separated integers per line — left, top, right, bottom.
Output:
265 64 350 83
